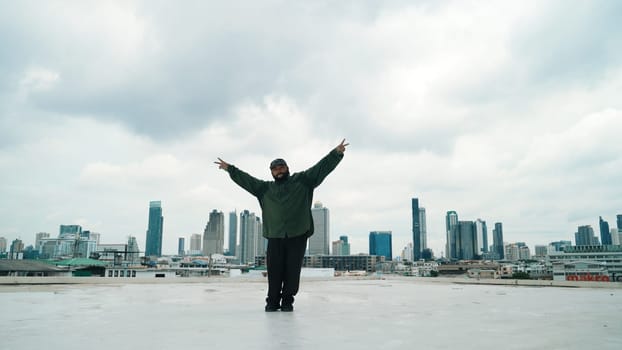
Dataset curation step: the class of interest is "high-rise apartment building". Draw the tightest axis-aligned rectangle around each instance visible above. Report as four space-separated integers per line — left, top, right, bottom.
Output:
453 221 477 260
445 211 459 259
59 225 82 239
534 245 548 257
575 225 597 246
9 239 24 259
332 235 350 256
412 198 422 260
239 210 258 264
502 242 530 261
519 245 531 260
493 222 504 260
419 206 427 254
178 237 185 256
203 209 225 256
401 243 413 261
611 228 621 246
309 202 329 255
228 211 238 256
599 216 612 245
369 231 392 260
189 233 202 255
505 243 520 261
475 219 488 254
35 232 50 251
254 216 266 257
145 201 164 257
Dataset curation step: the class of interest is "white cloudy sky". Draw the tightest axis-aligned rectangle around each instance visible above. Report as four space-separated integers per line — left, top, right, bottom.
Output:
1 0 621 257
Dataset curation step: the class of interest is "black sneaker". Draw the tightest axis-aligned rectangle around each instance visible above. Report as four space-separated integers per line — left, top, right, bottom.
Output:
280 304 294 312
265 304 280 312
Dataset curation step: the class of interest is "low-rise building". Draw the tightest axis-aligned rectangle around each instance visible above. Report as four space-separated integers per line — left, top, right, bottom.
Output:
548 245 622 282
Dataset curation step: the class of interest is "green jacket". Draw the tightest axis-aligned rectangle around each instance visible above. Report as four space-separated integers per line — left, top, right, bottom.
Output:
227 149 344 239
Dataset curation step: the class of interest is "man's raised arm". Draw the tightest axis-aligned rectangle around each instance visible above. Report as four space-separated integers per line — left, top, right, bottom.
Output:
215 157 267 197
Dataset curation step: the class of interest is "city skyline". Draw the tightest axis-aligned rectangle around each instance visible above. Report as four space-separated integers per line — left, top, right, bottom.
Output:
4 201 620 258
1 2 622 258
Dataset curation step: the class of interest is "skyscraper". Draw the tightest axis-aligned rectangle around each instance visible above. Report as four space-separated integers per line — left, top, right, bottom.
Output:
599 216 612 245
369 231 392 260
189 233 202 255
412 198 422 261
239 210 258 264
203 209 225 256
254 216 266 257
35 232 50 251
59 225 82 239
145 201 164 257
332 235 350 256
178 237 185 256
617 214 622 232
475 219 488 254
575 225 597 246
445 211 459 259
493 222 504 260
419 206 427 254
0 237 7 253
9 239 24 259
454 221 477 260
611 228 621 246
228 211 238 257
309 202 330 255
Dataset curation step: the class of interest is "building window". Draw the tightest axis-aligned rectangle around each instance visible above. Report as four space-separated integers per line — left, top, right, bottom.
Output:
114 270 118 277
108 270 113 277
120 270 124 277
132 270 136 277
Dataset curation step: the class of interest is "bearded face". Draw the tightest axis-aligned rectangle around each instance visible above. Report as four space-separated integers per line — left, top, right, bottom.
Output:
271 165 290 182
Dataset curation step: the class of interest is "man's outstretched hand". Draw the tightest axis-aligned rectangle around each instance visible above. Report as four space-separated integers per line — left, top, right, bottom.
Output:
335 139 349 154
214 158 230 171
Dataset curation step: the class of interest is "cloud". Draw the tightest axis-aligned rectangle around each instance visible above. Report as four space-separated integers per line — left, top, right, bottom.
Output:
1 1 622 256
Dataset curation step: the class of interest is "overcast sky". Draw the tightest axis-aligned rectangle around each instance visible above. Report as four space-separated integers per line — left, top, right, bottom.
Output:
1 0 621 257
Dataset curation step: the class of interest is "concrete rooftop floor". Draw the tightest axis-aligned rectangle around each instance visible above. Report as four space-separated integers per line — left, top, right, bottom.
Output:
1 277 621 350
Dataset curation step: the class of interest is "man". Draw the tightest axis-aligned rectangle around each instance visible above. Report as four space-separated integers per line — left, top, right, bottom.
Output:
215 139 348 312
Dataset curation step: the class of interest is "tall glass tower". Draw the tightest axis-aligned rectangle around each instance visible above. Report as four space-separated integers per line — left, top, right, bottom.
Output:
178 237 185 256
475 219 488 254
145 201 164 257
203 209 225 256
493 222 504 260
457 221 477 260
228 211 238 256
309 202 330 255
239 210 257 264
411 198 421 261
599 216 611 245
369 231 392 260
445 211 458 259
575 225 596 246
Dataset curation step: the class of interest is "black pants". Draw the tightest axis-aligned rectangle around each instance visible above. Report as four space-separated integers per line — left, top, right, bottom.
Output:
266 235 308 306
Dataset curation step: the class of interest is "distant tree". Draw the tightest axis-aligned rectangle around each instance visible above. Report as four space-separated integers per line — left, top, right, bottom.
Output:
430 270 439 277
512 271 530 279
